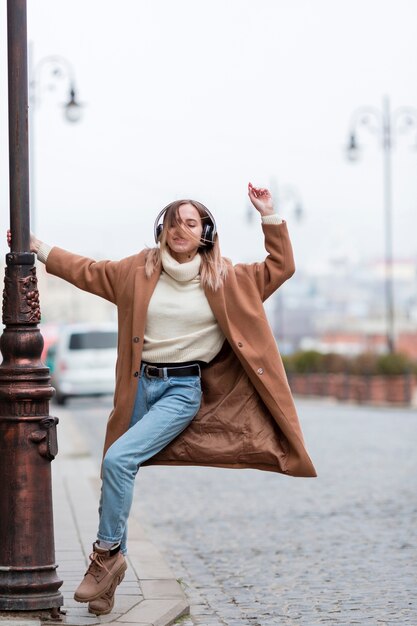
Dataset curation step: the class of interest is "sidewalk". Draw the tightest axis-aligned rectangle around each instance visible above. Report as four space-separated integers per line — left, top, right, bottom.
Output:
0 410 189 626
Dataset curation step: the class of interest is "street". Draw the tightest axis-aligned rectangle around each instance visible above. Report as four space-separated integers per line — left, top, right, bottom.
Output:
68 396 417 625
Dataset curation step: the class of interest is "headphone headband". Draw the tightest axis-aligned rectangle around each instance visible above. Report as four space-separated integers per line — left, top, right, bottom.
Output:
154 201 217 249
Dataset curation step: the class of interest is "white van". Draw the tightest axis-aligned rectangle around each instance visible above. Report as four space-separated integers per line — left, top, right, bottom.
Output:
46 323 118 405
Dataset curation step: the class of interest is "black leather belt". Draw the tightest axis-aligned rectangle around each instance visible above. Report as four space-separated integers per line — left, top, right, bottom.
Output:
143 363 201 378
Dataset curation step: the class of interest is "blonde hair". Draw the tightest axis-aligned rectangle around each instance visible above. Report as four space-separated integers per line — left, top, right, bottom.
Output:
145 200 228 291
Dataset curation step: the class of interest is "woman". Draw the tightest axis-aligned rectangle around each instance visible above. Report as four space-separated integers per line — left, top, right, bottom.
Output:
15 182 316 616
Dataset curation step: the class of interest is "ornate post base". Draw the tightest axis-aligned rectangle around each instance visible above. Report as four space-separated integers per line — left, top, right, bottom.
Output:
0 255 63 610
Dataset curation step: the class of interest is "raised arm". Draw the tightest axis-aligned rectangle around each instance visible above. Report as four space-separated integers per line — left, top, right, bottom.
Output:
234 183 296 301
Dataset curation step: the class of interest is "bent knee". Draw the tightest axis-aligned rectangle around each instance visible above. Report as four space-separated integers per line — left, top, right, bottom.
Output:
102 449 118 475
103 445 139 479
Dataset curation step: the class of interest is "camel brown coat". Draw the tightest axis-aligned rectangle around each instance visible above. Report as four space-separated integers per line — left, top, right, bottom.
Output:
46 221 316 478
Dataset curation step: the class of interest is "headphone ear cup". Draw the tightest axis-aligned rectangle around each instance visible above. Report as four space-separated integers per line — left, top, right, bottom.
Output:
156 224 163 242
201 224 215 248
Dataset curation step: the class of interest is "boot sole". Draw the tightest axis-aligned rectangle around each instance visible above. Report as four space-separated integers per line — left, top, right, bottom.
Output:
74 560 127 603
87 570 126 615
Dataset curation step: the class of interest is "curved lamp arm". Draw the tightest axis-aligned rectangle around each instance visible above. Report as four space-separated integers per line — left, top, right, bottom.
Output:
345 106 384 161
29 54 83 123
392 107 417 148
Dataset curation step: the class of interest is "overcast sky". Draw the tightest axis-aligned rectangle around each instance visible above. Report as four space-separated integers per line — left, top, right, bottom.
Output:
1 0 417 270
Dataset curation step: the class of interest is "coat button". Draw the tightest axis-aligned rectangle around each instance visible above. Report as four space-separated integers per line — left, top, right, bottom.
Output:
257 367 264 375
237 342 243 347
133 337 140 343
133 371 139 377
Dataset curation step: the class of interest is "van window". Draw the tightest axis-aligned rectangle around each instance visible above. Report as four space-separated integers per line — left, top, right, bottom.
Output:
68 331 118 350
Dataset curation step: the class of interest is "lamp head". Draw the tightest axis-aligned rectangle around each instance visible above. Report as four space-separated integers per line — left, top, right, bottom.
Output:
346 132 360 162
63 86 82 123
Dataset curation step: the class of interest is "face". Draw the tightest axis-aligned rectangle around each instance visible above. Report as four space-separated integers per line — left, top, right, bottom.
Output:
165 203 203 263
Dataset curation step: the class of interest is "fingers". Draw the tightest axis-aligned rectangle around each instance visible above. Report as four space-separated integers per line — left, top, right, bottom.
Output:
248 182 269 198
248 182 259 198
257 187 269 197
6 229 11 247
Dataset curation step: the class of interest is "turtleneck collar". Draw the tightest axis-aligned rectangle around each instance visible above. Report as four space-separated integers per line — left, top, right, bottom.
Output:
161 247 201 282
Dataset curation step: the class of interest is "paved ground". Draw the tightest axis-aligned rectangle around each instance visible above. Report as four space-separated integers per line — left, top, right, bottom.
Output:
71 396 417 625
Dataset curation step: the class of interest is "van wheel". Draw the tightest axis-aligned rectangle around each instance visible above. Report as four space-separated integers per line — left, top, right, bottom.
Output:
56 394 67 406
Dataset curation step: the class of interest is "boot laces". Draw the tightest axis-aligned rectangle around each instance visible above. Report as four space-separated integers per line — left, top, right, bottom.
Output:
85 551 112 579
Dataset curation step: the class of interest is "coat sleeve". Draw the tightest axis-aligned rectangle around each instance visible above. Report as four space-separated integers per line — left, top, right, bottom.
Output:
45 247 120 304
234 220 295 301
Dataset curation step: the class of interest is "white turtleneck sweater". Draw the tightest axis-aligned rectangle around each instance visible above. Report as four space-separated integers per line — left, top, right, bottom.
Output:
141 248 225 364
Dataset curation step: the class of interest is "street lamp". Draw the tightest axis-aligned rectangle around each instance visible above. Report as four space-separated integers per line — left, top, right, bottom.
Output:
345 96 417 354
28 48 83 231
29 51 83 122
0 0 63 613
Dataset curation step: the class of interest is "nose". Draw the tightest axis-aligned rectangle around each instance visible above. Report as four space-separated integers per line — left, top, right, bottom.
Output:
172 223 185 237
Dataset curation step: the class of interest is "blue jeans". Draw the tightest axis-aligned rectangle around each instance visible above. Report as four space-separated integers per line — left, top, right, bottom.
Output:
97 364 202 554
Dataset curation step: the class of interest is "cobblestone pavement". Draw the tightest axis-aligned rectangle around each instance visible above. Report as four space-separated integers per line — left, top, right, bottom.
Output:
70 396 417 625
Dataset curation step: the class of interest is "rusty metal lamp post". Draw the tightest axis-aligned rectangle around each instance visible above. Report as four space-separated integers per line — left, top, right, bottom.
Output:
0 0 63 611
345 96 417 354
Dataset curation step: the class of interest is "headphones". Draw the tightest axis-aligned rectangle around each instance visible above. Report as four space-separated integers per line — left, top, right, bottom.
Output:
154 201 217 250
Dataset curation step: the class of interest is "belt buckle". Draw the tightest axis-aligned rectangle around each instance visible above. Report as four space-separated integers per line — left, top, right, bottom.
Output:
145 365 161 378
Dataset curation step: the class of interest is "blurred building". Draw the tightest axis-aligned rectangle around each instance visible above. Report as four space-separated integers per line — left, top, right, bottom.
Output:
271 255 417 358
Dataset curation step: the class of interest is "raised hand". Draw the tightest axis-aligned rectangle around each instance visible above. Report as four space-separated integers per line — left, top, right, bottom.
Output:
248 182 274 216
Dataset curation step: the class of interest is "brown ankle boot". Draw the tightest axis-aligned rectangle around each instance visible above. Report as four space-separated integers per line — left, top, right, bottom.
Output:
88 565 126 615
74 543 127 603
